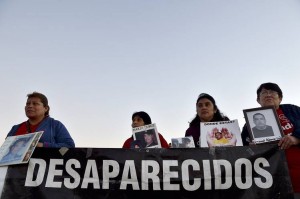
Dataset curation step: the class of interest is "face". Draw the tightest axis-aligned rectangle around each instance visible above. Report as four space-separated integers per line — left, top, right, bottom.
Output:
215 132 222 140
196 98 216 122
25 97 48 120
132 116 145 128
253 114 266 128
257 88 282 109
144 134 153 144
11 141 25 154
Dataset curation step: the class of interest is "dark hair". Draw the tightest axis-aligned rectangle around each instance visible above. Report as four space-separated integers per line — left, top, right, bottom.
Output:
189 93 229 127
182 137 191 144
27 92 50 116
9 137 28 152
256 82 283 100
132 111 152 125
253 113 265 120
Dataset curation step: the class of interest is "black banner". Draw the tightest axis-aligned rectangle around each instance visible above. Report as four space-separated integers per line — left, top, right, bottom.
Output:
0 144 294 199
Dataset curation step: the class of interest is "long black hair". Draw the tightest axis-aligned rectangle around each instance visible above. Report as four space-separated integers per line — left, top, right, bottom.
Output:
189 93 229 127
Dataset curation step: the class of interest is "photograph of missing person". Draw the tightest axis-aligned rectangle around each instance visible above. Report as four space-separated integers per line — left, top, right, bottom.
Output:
132 124 161 148
0 137 29 164
243 106 284 144
0 131 43 166
200 119 243 147
171 136 195 148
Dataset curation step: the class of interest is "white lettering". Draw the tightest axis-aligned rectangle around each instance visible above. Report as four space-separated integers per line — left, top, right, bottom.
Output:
45 159 63 188
141 160 160 190
64 159 81 189
102 160 119 189
203 160 212 190
181 159 200 191
163 160 179 190
254 158 272 188
81 160 100 189
25 158 46 187
213 160 232 189
235 158 252 189
120 160 139 190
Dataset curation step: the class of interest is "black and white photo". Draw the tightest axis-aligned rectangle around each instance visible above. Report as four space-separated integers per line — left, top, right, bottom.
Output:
243 106 284 144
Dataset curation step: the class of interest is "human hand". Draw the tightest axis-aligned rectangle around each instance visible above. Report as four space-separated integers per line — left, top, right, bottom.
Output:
278 135 300 149
36 142 44 147
228 134 237 146
206 133 214 147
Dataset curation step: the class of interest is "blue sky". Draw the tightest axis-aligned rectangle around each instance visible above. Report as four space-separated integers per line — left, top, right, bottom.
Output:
0 0 300 147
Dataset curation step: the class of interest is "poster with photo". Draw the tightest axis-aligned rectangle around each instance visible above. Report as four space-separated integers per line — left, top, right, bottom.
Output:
132 123 161 148
171 136 195 148
243 106 284 144
0 131 43 166
200 119 242 147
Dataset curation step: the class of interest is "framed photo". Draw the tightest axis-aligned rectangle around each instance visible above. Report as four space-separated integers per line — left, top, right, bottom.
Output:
171 136 195 148
243 106 284 144
132 123 161 148
0 131 43 166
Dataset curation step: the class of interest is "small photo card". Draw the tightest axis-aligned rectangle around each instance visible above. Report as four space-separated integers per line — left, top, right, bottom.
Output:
0 131 43 166
171 136 195 148
243 106 283 144
132 123 161 148
200 119 242 147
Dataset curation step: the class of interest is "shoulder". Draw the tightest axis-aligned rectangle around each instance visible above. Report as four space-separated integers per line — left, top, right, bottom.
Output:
280 104 300 110
7 122 24 137
185 125 199 134
122 137 133 149
44 117 66 126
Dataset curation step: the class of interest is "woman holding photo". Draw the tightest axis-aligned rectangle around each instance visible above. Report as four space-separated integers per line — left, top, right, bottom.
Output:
241 82 300 198
122 111 169 149
6 92 75 148
185 93 230 147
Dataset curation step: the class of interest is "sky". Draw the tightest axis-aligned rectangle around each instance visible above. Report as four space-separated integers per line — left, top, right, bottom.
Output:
0 0 300 148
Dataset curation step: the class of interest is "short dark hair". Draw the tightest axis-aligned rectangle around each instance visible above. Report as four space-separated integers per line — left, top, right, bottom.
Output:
257 82 283 100
253 113 265 120
132 111 152 125
27 92 50 116
9 137 28 151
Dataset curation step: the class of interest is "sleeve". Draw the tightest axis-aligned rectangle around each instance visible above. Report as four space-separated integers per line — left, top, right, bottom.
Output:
158 133 170 148
241 124 250 146
122 138 132 149
45 120 75 148
6 125 20 137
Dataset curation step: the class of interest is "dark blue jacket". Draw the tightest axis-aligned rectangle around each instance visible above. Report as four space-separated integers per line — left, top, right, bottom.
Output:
241 104 300 145
7 117 75 148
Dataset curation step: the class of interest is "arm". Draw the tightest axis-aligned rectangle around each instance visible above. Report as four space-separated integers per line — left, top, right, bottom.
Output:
41 119 75 148
158 133 169 148
241 124 251 146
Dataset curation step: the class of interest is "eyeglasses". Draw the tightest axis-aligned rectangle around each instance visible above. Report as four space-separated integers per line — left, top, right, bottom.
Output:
260 90 278 96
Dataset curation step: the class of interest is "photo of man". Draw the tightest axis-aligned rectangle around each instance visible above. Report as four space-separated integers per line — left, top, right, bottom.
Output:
252 112 274 138
0 137 28 163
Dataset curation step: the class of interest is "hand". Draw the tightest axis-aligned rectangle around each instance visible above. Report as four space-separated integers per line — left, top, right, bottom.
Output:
228 134 237 146
36 142 44 147
206 133 214 147
278 135 300 149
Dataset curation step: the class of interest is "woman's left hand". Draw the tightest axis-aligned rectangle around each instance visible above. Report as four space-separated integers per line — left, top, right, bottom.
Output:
278 135 300 149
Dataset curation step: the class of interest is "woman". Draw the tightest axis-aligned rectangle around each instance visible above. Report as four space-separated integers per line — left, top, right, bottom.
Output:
241 82 300 197
7 92 75 148
122 111 169 148
185 93 229 147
